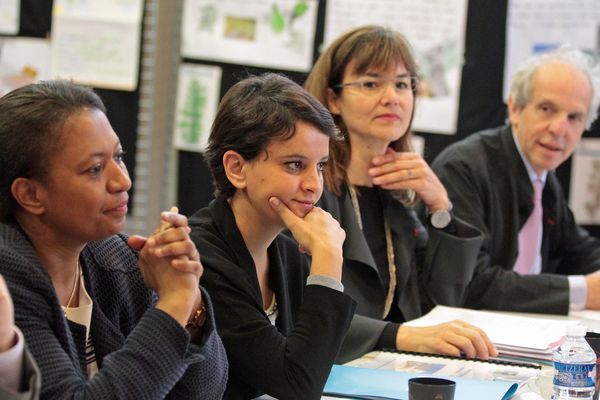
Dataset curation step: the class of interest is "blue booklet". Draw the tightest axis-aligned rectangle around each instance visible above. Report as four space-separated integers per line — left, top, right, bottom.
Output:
324 365 518 400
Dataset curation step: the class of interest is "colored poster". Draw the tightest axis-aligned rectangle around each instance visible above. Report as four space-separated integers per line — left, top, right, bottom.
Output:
324 0 468 135
504 0 600 100
50 0 143 91
570 138 600 226
181 0 318 72
0 0 19 35
0 37 51 97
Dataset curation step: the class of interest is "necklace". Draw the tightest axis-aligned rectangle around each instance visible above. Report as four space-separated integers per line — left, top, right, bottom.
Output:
64 261 81 309
348 184 397 319
265 294 278 317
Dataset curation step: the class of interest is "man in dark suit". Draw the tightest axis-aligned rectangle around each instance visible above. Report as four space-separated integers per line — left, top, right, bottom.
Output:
432 48 600 315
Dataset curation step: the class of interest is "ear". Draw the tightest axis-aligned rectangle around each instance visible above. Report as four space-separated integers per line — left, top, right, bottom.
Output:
11 178 46 216
326 88 341 116
507 95 520 127
222 150 248 190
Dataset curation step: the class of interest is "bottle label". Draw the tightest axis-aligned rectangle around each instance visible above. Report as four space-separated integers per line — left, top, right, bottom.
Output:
553 361 596 388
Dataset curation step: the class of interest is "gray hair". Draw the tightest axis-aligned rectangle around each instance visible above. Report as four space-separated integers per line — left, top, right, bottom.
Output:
510 47 600 129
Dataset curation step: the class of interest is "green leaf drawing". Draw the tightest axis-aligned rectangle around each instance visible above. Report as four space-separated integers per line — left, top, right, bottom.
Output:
270 4 285 33
178 79 206 144
292 2 308 19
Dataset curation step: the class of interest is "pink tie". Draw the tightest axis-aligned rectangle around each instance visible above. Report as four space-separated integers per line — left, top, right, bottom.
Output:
514 179 543 275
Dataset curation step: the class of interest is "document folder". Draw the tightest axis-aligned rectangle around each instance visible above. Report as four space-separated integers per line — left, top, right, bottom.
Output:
324 365 518 400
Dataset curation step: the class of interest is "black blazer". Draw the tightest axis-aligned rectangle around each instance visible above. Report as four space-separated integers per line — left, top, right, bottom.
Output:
189 198 356 400
318 185 483 361
433 125 600 314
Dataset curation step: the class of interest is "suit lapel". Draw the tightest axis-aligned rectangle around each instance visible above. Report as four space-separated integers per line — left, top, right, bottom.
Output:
3 224 86 374
382 192 416 296
336 186 379 273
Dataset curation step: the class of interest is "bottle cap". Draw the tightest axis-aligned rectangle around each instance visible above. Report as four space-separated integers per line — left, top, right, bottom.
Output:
566 325 587 337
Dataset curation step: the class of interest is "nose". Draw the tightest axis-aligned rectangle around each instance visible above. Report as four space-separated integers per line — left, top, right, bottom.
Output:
301 166 322 194
549 114 568 137
379 82 400 105
107 160 132 193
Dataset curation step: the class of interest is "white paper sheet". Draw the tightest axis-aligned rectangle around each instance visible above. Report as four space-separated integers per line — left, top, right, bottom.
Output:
405 306 579 353
0 37 51 97
504 0 600 100
181 0 318 72
173 64 222 153
0 0 19 35
569 138 600 226
324 0 468 135
50 0 143 91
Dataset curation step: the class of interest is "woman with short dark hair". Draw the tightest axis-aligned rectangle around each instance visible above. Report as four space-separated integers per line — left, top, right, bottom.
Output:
0 80 227 399
190 73 356 400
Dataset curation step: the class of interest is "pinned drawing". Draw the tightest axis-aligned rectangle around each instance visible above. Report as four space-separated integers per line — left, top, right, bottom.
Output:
569 138 600 225
0 0 19 35
181 0 318 71
177 79 207 146
584 160 600 220
269 1 310 53
0 37 51 97
324 0 469 134
173 64 222 153
197 4 217 31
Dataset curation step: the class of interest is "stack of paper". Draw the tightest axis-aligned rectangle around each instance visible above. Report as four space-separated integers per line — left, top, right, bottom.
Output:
404 306 580 362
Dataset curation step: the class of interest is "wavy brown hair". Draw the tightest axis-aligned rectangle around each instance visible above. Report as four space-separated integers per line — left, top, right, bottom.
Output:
305 25 418 203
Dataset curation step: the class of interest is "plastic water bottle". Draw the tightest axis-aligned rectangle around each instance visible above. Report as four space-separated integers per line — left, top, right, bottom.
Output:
552 325 596 400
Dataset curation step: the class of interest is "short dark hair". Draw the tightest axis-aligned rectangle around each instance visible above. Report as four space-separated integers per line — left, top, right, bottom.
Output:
205 73 339 199
0 80 105 221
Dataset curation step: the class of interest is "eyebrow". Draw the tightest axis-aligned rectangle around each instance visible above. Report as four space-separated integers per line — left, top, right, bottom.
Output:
280 154 329 161
362 71 412 78
87 142 123 159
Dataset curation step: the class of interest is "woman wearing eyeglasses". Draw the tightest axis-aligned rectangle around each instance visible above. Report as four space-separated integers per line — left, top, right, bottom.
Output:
305 25 497 362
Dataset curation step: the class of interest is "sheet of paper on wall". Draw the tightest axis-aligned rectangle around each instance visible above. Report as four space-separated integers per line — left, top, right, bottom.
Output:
50 0 143 91
503 0 600 101
0 37 51 98
173 64 222 153
0 0 19 35
324 0 468 135
569 138 600 226
181 0 318 72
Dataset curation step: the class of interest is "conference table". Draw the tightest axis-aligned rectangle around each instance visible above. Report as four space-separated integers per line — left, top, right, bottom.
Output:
255 309 600 399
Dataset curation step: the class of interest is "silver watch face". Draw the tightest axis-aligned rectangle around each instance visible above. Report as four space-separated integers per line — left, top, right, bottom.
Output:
430 209 451 229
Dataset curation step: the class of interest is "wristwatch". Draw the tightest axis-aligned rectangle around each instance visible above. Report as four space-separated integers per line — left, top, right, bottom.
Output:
429 201 453 230
186 302 207 329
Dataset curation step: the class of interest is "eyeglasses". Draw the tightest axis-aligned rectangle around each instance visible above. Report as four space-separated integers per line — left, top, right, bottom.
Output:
334 76 419 95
